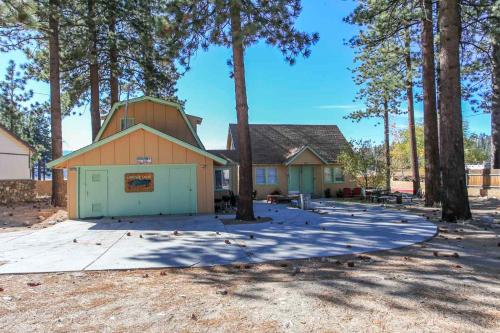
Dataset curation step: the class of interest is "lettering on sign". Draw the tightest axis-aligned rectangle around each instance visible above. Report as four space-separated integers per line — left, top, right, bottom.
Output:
125 173 154 192
137 156 152 164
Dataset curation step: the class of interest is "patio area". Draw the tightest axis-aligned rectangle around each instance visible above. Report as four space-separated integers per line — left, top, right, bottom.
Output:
0 201 437 274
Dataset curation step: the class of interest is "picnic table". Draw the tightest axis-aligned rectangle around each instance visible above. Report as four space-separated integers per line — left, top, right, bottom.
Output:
365 190 403 204
266 194 290 204
266 194 301 204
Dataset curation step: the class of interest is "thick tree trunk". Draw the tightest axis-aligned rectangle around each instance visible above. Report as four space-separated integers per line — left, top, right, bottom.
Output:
230 1 255 221
404 27 420 195
492 33 500 168
49 0 65 207
383 98 391 191
108 0 119 107
438 0 471 221
88 0 101 140
421 0 442 205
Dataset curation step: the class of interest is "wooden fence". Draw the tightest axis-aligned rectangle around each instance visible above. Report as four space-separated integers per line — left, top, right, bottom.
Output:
466 169 500 197
467 169 500 187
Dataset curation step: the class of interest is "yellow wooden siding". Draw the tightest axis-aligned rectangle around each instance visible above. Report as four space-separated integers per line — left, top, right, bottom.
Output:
63 128 215 218
67 169 78 218
100 99 199 147
289 149 324 165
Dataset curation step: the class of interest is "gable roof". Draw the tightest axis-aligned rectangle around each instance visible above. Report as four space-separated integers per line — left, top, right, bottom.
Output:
47 123 226 168
207 149 240 164
0 123 34 152
228 124 349 164
94 96 205 149
284 145 328 165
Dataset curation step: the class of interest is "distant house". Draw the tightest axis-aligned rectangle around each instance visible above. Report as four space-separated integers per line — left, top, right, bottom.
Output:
0 123 34 180
209 124 356 199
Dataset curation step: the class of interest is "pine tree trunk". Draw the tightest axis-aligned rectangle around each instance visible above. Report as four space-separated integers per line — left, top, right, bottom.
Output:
404 27 420 195
491 33 500 168
438 0 471 221
141 3 155 97
9 94 15 132
88 0 101 140
37 161 41 181
383 97 391 191
230 0 255 221
108 0 119 107
421 0 442 205
49 0 65 207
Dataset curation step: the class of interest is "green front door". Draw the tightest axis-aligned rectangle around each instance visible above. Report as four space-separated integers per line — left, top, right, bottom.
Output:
288 166 314 194
301 166 314 194
169 166 197 214
84 170 108 217
288 166 301 192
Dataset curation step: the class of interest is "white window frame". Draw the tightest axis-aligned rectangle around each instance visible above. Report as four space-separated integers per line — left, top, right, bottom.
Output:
214 167 231 191
324 166 344 184
255 167 278 185
334 166 345 183
324 167 333 184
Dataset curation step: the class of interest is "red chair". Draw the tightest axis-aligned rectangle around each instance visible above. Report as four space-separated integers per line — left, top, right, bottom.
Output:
352 187 362 198
343 188 353 198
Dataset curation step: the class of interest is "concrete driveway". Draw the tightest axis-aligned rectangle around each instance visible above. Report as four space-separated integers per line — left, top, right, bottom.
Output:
0 201 437 274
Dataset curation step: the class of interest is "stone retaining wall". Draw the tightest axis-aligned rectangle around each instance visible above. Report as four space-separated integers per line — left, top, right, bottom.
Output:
0 179 36 204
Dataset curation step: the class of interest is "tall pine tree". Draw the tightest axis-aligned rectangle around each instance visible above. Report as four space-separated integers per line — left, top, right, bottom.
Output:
167 0 318 220
438 0 471 221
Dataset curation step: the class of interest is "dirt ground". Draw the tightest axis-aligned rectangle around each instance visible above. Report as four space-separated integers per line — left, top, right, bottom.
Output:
0 198 67 233
0 198 499 332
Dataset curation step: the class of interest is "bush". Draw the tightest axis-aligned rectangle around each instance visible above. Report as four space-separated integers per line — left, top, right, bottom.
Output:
324 188 331 198
270 189 281 195
336 189 343 198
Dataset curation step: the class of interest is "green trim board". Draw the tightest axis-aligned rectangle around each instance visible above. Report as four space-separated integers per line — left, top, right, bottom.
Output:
47 123 227 168
94 95 205 149
284 146 328 166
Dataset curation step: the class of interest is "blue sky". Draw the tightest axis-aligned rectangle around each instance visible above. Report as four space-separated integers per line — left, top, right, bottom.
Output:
0 0 490 151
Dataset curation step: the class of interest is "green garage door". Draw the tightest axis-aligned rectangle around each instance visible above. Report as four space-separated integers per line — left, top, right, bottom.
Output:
79 164 197 218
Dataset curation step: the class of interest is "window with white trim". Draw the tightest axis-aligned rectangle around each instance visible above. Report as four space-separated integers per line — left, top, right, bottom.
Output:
255 167 278 185
334 167 345 182
120 117 135 130
324 166 345 183
215 168 231 190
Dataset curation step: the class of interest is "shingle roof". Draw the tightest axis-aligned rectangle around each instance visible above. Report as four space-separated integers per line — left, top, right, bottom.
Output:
221 124 349 164
207 149 240 164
